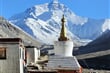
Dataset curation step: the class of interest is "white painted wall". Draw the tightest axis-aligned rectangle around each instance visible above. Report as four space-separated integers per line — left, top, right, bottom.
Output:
48 50 54 55
35 48 40 63
20 47 25 73
54 41 74 57
0 44 24 73
26 47 40 64
26 47 34 64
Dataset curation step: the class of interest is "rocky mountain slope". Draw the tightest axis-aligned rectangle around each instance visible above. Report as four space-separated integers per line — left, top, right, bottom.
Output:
73 30 110 56
0 17 41 47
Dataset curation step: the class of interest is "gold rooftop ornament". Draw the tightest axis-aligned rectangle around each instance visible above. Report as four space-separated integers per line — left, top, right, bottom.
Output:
58 15 69 41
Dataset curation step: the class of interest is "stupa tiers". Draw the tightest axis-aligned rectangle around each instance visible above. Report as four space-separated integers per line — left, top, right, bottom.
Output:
47 15 82 73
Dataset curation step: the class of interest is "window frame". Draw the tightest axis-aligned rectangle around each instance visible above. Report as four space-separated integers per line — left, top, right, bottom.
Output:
0 47 6 59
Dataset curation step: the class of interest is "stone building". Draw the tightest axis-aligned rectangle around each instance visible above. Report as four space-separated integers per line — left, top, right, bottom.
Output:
0 38 25 73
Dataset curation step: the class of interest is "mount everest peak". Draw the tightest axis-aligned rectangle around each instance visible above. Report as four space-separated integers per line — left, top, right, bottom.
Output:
9 0 110 45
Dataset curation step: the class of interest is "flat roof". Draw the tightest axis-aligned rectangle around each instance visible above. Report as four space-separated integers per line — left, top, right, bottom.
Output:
0 38 22 43
0 38 22 44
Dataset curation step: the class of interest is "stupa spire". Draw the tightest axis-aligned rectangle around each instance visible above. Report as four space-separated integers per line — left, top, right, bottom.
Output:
58 15 69 41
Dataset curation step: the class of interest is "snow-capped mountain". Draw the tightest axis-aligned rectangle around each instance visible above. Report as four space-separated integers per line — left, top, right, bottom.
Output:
9 0 110 44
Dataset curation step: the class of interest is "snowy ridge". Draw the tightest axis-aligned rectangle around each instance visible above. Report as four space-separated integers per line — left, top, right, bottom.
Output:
102 19 110 32
9 21 39 42
9 0 110 45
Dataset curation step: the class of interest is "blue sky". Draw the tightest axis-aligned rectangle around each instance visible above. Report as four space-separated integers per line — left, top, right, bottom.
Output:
0 0 109 19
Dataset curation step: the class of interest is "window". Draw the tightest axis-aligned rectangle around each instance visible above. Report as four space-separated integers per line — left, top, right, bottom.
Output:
0 47 6 59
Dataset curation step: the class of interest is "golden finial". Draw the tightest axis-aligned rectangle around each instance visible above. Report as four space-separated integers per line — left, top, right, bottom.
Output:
61 14 66 22
58 15 69 41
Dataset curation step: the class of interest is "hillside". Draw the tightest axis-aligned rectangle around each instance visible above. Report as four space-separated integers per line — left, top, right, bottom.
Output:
0 17 41 47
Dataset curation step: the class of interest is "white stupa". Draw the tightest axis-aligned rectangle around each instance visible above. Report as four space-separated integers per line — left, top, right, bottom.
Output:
47 15 82 73
54 15 73 57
